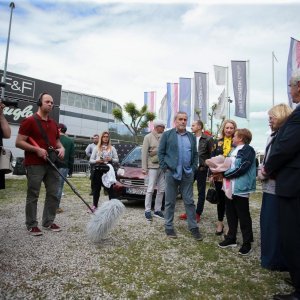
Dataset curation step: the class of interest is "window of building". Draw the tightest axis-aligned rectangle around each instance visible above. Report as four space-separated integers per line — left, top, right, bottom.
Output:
81 95 90 109
107 101 112 114
74 94 82 108
61 91 68 105
95 98 101 111
68 92 76 106
101 99 107 113
88 97 95 110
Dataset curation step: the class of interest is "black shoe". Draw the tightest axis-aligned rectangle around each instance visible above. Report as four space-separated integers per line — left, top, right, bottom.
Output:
190 227 203 241
284 278 295 287
218 239 237 248
238 243 252 256
165 228 177 238
273 292 300 300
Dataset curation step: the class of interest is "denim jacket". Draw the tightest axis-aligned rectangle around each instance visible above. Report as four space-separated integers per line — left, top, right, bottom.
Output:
224 144 256 195
158 128 198 173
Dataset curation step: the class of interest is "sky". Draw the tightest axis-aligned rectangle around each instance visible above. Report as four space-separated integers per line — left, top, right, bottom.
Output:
0 0 299 151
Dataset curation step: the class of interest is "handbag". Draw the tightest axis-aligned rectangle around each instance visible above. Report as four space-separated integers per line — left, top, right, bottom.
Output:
94 163 109 173
206 182 219 204
0 147 13 174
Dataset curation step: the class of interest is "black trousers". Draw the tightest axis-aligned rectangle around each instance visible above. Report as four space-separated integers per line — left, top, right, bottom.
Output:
225 195 253 244
278 196 300 296
195 167 208 216
92 169 115 207
215 181 226 222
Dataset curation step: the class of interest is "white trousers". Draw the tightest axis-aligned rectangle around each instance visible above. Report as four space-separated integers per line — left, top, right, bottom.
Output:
145 168 165 212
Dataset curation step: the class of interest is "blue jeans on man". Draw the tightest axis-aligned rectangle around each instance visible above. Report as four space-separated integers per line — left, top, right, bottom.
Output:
164 170 198 230
57 167 69 208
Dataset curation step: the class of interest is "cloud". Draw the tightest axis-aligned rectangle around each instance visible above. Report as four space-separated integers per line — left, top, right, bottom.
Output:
0 1 299 150
250 111 268 119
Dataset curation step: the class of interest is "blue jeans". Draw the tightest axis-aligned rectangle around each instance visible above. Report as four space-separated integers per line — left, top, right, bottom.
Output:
57 167 69 208
164 170 198 230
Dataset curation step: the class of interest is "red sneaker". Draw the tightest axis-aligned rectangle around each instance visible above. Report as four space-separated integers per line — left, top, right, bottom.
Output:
28 226 43 236
196 213 201 223
179 213 187 220
43 223 61 232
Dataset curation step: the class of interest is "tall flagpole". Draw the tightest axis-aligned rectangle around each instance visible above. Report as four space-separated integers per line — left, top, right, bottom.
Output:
272 51 278 107
272 51 274 106
247 60 250 125
1 2 15 100
207 72 209 126
226 66 229 118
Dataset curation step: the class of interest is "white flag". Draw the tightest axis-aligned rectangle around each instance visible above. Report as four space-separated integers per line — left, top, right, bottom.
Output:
214 65 227 85
214 88 226 119
158 93 167 122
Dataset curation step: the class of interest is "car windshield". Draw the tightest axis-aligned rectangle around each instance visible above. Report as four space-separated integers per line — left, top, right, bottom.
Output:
121 147 142 167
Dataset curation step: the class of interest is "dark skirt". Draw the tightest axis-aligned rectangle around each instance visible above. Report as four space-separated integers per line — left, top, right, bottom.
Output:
260 192 288 271
0 172 5 189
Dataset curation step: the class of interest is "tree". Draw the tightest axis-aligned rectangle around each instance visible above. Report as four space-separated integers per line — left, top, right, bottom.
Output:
112 102 156 143
208 103 218 135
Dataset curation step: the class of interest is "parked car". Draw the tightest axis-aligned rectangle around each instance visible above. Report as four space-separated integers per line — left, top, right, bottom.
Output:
113 146 161 202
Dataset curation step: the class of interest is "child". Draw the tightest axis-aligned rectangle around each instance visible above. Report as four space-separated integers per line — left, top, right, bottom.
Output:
218 128 256 256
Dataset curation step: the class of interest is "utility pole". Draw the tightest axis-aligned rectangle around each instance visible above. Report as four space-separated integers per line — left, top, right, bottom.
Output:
1 2 16 100
227 96 233 119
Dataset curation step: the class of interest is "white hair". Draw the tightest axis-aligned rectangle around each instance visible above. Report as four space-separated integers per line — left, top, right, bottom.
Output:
290 69 300 85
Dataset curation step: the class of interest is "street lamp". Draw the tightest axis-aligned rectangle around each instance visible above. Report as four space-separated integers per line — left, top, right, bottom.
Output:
227 96 233 119
1 2 16 101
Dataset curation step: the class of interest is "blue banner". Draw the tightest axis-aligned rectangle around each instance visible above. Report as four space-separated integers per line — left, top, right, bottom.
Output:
179 77 191 126
231 61 247 119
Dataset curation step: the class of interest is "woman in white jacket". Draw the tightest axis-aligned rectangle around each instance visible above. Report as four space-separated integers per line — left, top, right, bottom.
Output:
89 131 119 211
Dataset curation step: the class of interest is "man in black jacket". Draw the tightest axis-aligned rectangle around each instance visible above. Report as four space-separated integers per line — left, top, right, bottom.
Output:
179 120 213 222
263 70 300 300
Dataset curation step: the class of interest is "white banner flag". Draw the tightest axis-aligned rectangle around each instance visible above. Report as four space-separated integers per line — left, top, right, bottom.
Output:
214 65 227 85
214 88 226 119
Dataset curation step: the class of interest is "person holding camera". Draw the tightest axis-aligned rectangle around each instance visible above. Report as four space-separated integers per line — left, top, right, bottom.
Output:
89 131 118 212
0 101 11 189
15 92 64 236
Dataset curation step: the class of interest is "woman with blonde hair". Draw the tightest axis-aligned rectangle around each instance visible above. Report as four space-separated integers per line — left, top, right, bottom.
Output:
210 119 237 235
258 103 292 270
89 131 119 211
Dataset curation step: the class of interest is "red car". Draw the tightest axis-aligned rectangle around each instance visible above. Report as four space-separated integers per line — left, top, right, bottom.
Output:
113 146 148 201
113 146 166 209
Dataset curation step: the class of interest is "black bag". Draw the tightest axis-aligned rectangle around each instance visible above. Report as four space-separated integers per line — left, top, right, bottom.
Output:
47 147 66 169
94 163 109 173
206 183 219 204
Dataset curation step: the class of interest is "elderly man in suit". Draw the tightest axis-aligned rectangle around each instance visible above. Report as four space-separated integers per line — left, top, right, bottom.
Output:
158 112 202 241
263 70 300 300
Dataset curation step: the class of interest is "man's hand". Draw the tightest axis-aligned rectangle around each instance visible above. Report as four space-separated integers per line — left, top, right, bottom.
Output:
142 170 148 175
56 147 65 159
36 147 48 160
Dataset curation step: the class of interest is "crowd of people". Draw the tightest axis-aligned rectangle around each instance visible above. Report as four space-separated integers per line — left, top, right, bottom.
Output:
0 70 300 299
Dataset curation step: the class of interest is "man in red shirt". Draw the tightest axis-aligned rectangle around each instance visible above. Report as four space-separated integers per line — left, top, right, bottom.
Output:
16 92 64 236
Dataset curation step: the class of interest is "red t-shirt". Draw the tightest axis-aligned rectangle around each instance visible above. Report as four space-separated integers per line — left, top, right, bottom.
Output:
18 113 59 166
